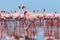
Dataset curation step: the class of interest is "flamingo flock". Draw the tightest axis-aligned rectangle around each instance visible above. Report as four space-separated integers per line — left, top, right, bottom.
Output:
0 5 60 20
0 5 60 40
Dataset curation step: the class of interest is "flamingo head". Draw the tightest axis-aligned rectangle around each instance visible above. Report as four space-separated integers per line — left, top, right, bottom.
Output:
18 5 21 9
3 10 5 13
55 11 57 13
10 10 12 13
37 10 39 12
43 8 46 12
1 10 5 13
24 11 28 15
14 11 16 13
33 10 35 13
1 10 4 13
22 6 26 9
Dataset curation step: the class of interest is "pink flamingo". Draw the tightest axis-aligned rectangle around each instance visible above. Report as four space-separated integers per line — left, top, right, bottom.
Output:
36 10 43 19
3 10 13 19
0 11 6 19
22 6 37 40
0 10 7 39
54 14 60 40
22 6 38 21
4 13 11 19
12 5 20 19
36 10 44 27
46 13 55 19
13 5 25 40
55 14 60 19
43 9 55 19
22 6 38 39
12 5 24 19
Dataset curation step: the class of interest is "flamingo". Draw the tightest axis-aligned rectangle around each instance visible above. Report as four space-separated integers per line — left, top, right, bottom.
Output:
54 14 60 19
12 5 25 40
4 12 13 19
33 10 35 13
12 5 20 19
22 6 38 31
1 10 13 19
42 9 55 19
22 6 37 40
13 5 24 19
36 10 43 19
37 13 43 19
46 13 55 19
35 10 44 27
0 10 6 19
22 6 38 21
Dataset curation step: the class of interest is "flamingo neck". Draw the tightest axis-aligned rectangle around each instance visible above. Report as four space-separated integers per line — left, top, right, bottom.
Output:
18 9 20 13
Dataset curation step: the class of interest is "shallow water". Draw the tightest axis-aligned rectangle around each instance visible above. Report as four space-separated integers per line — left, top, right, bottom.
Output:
0 20 59 40
1 27 44 40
